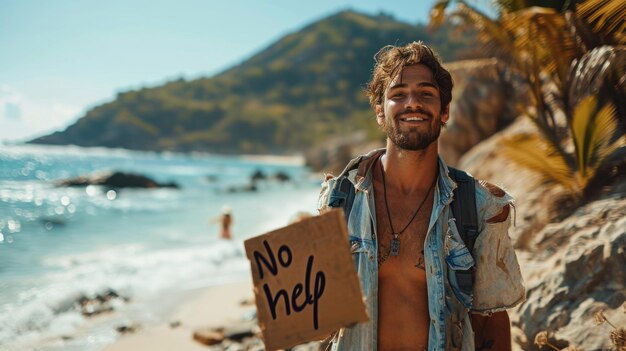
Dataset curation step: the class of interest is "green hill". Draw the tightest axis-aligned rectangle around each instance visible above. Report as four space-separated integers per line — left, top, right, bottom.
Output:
30 10 476 154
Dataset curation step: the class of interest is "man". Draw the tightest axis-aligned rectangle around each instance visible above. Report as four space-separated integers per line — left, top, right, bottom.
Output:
318 42 525 351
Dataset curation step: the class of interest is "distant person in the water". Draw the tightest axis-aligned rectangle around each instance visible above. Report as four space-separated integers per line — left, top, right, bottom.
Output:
210 206 233 240
219 206 233 240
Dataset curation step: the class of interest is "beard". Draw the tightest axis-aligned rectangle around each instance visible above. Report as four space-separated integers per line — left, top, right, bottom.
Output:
383 109 443 151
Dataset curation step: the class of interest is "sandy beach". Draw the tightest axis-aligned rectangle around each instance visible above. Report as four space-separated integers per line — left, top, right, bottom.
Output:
103 278 322 351
104 280 258 351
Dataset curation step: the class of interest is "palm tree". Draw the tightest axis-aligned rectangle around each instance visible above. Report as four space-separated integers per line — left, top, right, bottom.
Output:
429 0 626 199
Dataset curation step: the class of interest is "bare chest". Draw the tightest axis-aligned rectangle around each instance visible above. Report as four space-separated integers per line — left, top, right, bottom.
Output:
373 177 435 350
373 180 434 269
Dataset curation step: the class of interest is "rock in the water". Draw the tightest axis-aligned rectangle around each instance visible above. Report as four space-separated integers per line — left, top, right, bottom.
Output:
56 171 179 189
192 328 224 346
76 289 129 317
272 171 291 182
250 170 267 182
116 324 140 334
41 218 67 231
226 183 257 193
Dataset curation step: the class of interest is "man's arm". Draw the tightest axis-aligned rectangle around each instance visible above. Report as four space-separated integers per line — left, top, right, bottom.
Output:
471 311 511 351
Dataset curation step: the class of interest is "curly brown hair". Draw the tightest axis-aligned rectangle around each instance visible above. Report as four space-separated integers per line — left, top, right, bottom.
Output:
366 41 453 110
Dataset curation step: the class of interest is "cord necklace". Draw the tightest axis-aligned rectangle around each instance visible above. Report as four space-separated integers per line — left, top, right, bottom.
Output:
379 158 437 258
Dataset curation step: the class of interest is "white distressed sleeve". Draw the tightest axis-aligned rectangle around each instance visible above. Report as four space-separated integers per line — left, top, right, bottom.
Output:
471 182 525 314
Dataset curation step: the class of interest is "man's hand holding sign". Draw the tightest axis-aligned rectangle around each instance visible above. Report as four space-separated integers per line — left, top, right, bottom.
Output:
244 209 368 350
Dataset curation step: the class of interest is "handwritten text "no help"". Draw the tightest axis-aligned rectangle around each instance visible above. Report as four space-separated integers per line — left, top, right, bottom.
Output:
253 240 326 329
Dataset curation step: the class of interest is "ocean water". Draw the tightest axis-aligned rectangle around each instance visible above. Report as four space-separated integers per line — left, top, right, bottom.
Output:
0 144 321 351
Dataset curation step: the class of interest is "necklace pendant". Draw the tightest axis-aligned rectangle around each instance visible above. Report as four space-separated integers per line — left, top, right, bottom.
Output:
390 234 400 256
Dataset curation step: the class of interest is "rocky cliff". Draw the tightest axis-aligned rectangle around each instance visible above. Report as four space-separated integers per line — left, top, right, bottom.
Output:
459 118 626 351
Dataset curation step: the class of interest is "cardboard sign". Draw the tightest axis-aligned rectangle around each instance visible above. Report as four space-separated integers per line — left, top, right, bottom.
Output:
244 209 368 350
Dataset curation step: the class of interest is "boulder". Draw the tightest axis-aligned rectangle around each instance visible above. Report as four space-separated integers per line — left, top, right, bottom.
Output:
439 58 529 166
56 171 179 189
192 328 224 346
514 198 626 351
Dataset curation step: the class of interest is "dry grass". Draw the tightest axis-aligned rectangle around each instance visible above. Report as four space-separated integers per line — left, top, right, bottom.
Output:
534 303 626 351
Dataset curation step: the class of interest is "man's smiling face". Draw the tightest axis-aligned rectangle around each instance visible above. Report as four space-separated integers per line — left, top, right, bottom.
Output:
376 64 449 151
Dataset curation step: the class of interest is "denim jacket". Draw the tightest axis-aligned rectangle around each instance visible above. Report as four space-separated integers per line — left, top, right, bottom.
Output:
317 149 525 351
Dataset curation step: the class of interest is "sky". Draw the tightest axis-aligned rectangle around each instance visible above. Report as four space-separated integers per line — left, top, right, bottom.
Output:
0 0 491 143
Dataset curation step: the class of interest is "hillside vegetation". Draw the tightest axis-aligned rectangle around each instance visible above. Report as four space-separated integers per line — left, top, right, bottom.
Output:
31 11 475 154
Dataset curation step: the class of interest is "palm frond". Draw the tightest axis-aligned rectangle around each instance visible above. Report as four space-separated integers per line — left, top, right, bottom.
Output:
571 96 624 182
571 95 598 177
506 8 580 91
588 102 624 165
496 0 566 13
454 2 515 58
503 133 578 193
577 0 626 44
429 0 452 28
527 110 576 169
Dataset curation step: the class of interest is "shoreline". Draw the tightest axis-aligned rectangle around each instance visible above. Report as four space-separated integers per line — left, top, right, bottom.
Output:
103 279 258 351
0 144 322 351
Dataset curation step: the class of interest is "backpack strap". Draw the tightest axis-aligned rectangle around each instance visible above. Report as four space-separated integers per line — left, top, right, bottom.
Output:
448 167 479 252
327 150 382 220
327 158 361 220
448 166 479 301
328 176 356 221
